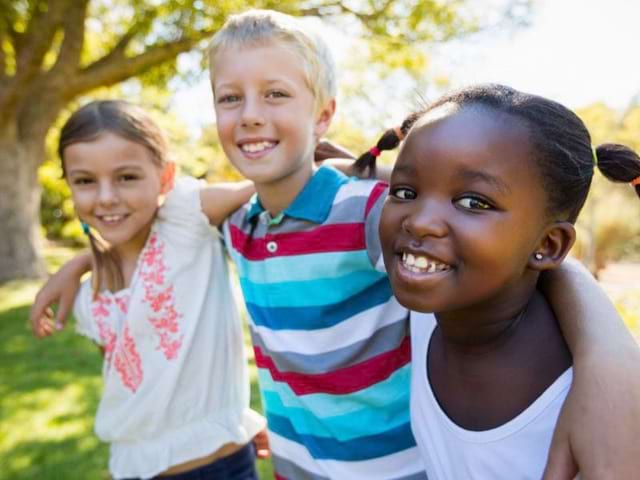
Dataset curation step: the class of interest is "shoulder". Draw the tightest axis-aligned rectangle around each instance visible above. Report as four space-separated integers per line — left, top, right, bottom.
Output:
332 178 389 221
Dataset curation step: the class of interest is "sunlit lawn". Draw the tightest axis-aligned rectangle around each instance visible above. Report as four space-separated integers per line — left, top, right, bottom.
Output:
0 246 273 480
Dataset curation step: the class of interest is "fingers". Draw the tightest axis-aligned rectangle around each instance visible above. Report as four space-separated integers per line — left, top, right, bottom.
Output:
31 307 55 338
253 429 271 459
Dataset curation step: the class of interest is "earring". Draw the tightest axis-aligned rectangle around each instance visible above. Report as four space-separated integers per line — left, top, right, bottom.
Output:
534 252 543 261
81 222 91 235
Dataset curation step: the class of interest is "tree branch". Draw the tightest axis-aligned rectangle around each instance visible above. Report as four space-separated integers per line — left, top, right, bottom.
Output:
64 32 211 98
49 0 89 79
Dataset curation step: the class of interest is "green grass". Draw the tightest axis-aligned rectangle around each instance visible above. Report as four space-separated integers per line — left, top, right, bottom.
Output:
0 247 273 480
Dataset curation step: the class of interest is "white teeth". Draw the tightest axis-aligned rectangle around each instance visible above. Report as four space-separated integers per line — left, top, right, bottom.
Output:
401 251 450 274
101 215 124 222
241 141 276 153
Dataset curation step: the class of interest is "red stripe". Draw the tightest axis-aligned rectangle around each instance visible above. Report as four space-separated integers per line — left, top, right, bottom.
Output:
229 223 365 260
364 182 388 217
275 475 288 480
254 336 411 395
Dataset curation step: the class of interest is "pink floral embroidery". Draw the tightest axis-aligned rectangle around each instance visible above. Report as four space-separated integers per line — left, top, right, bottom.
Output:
114 295 129 315
112 325 143 392
92 294 117 363
139 232 183 360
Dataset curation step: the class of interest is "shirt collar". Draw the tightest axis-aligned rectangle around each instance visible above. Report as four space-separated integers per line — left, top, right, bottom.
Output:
246 165 349 224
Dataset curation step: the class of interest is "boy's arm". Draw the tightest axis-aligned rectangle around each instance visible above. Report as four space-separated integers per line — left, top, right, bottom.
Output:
539 258 640 479
31 251 92 337
199 180 255 226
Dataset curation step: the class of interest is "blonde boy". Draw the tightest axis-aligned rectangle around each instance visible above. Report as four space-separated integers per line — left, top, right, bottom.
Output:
209 10 425 479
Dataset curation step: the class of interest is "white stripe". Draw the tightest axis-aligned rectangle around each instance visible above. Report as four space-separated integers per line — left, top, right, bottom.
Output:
333 179 379 205
250 298 407 355
270 431 425 479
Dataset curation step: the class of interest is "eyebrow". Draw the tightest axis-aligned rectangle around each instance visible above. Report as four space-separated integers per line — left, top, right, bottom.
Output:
455 168 511 194
391 164 416 177
67 165 145 176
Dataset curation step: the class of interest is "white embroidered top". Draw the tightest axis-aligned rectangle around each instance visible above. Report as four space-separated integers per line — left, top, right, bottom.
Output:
74 177 265 480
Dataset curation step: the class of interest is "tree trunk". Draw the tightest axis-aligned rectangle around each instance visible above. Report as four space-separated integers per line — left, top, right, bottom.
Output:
0 123 47 282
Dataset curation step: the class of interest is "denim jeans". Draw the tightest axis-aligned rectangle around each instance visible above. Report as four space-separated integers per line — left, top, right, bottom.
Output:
124 444 258 480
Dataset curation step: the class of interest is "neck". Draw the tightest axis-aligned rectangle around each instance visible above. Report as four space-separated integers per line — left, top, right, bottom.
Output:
255 161 316 216
434 276 538 355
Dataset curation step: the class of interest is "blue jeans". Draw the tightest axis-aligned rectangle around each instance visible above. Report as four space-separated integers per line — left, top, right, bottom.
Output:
125 444 258 480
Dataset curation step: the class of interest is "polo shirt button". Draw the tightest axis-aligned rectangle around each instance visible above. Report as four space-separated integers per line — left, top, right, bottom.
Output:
267 241 278 253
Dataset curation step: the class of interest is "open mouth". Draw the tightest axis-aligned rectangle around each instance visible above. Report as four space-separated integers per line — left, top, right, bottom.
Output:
239 140 278 154
97 214 129 225
400 251 452 274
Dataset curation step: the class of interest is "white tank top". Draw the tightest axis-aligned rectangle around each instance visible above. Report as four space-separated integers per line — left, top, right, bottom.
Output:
410 311 572 480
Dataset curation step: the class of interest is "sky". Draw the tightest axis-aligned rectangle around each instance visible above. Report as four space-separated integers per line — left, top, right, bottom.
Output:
171 0 640 133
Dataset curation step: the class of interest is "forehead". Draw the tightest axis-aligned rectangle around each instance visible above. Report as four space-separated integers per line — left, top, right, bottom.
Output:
63 132 156 172
211 41 308 87
397 105 537 181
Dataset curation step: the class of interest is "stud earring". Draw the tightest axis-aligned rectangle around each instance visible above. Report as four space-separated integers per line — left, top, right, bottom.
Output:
534 252 543 261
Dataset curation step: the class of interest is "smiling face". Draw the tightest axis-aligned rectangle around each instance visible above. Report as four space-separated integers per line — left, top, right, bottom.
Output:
211 41 334 197
63 132 167 257
380 105 552 316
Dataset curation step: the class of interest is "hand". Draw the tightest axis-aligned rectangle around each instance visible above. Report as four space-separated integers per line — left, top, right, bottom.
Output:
543 346 640 479
30 252 91 338
252 428 271 459
314 139 355 162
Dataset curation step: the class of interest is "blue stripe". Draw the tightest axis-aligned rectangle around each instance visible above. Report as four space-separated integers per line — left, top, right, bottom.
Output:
246 276 393 330
240 269 387 307
233 250 373 284
267 411 416 461
258 364 411 418
262 388 411 441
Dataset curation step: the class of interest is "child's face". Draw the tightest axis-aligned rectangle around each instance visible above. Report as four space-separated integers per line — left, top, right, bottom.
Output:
379 106 549 314
211 42 333 187
64 132 167 255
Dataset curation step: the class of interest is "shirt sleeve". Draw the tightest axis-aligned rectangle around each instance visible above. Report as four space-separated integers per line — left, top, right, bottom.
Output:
156 176 219 245
364 182 389 272
73 280 103 345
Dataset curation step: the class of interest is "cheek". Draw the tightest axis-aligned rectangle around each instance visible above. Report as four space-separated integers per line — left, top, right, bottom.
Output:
69 189 93 213
379 205 401 250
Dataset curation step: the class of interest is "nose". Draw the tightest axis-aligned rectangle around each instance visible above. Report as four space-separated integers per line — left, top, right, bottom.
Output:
402 199 448 240
97 180 119 207
240 96 265 128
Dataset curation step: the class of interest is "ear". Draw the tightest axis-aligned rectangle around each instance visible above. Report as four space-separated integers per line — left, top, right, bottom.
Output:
528 221 576 271
314 99 336 140
160 161 176 194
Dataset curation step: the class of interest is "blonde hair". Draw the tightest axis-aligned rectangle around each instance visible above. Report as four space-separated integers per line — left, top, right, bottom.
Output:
208 9 336 112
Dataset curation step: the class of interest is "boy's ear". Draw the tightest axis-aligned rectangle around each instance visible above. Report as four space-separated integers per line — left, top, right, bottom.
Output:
160 161 176 194
314 99 336 140
528 221 576 271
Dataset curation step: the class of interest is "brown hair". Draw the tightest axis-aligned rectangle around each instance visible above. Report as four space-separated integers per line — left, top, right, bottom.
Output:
59 100 169 294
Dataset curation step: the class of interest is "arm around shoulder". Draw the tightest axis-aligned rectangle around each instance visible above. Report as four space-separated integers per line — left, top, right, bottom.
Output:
540 257 640 479
199 180 255 226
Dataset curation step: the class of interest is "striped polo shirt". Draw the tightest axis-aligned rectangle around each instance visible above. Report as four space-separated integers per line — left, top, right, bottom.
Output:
224 166 426 480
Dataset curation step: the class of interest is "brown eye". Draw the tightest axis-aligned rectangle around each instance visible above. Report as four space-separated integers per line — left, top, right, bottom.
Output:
455 196 492 210
391 187 416 200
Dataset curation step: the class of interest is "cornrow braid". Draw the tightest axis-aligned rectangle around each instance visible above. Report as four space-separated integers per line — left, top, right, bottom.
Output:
354 113 422 178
